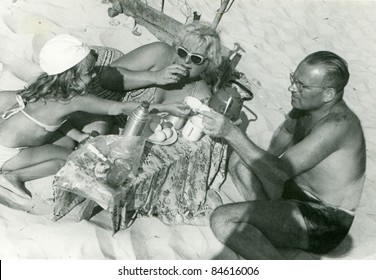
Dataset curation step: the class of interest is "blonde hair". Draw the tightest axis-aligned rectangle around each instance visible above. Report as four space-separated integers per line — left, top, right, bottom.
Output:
20 51 97 103
174 21 222 74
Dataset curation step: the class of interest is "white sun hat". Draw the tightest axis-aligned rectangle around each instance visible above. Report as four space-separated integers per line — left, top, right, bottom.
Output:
39 34 90 75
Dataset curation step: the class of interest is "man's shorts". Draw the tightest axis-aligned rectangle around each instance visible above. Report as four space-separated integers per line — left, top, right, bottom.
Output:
282 179 354 254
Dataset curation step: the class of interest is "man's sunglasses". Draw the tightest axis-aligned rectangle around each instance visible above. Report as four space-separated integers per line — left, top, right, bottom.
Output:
177 46 207 65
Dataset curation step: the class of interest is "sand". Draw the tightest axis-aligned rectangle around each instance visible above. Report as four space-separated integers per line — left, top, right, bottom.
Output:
1 0 376 260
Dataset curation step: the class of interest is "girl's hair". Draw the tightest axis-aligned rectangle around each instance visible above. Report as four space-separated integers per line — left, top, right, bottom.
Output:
20 50 97 103
173 21 222 75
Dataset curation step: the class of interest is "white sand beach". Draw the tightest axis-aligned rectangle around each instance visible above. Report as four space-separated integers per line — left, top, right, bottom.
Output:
1 0 376 260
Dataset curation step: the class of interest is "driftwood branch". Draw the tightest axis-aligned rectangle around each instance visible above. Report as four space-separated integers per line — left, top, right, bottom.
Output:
108 0 230 53
212 0 231 29
110 0 183 45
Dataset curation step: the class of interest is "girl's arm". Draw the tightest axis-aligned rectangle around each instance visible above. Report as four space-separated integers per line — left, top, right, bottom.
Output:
69 94 191 118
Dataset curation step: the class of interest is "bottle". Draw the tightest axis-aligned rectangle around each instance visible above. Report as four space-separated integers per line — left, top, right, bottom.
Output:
122 101 150 136
88 130 100 139
77 130 100 148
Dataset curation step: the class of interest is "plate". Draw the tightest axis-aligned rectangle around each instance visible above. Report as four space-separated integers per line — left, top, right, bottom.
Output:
143 115 178 146
147 127 178 145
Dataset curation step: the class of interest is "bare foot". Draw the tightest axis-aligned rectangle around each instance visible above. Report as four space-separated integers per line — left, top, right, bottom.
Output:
0 173 32 198
0 185 33 211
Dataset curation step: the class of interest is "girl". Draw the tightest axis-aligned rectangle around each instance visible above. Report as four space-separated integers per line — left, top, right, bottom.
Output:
0 34 190 200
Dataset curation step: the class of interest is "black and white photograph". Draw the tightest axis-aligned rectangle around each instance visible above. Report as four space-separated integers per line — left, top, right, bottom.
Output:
0 0 375 265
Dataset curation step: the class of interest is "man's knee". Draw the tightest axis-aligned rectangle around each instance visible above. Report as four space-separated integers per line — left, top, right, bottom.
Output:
228 152 267 200
228 152 241 171
229 152 250 176
210 205 232 242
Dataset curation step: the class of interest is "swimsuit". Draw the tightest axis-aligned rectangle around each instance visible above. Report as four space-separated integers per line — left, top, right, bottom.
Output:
282 179 355 254
0 144 25 171
1 94 66 132
0 94 66 171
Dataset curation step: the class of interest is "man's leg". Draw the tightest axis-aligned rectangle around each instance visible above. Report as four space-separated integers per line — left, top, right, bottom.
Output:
225 151 268 201
210 200 309 259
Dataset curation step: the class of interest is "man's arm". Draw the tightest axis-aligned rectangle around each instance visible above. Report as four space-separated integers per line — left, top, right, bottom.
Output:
267 113 296 156
280 113 349 177
201 110 348 199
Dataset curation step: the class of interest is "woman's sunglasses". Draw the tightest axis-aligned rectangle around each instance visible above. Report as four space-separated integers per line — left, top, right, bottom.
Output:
177 46 207 65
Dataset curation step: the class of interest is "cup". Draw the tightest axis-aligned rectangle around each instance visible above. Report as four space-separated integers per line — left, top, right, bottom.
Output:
106 158 132 188
108 136 145 175
182 115 204 142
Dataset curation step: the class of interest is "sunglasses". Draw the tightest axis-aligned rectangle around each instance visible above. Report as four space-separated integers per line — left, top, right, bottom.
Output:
177 46 207 65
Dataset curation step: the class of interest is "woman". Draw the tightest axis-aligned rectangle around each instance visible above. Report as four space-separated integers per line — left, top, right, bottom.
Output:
98 22 227 225
99 21 222 104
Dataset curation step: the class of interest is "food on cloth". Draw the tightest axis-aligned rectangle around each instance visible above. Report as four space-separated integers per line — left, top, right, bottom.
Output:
94 162 110 178
162 127 173 138
149 125 175 142
161 121 173 129
148 117 176 143
149 120 162 132
153 130 167 142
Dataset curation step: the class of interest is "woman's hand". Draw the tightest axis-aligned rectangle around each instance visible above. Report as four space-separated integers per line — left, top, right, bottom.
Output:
157 103 191 117
152 64 188 85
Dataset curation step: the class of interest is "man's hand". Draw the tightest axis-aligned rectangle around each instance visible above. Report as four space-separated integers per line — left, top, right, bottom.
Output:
201 110 236 139
153 64 188 85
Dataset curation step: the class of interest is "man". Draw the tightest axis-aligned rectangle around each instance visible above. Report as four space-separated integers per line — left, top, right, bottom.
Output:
201 51 366 259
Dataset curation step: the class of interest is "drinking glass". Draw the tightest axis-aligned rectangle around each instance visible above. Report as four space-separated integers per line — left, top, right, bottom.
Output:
106 158 132 187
